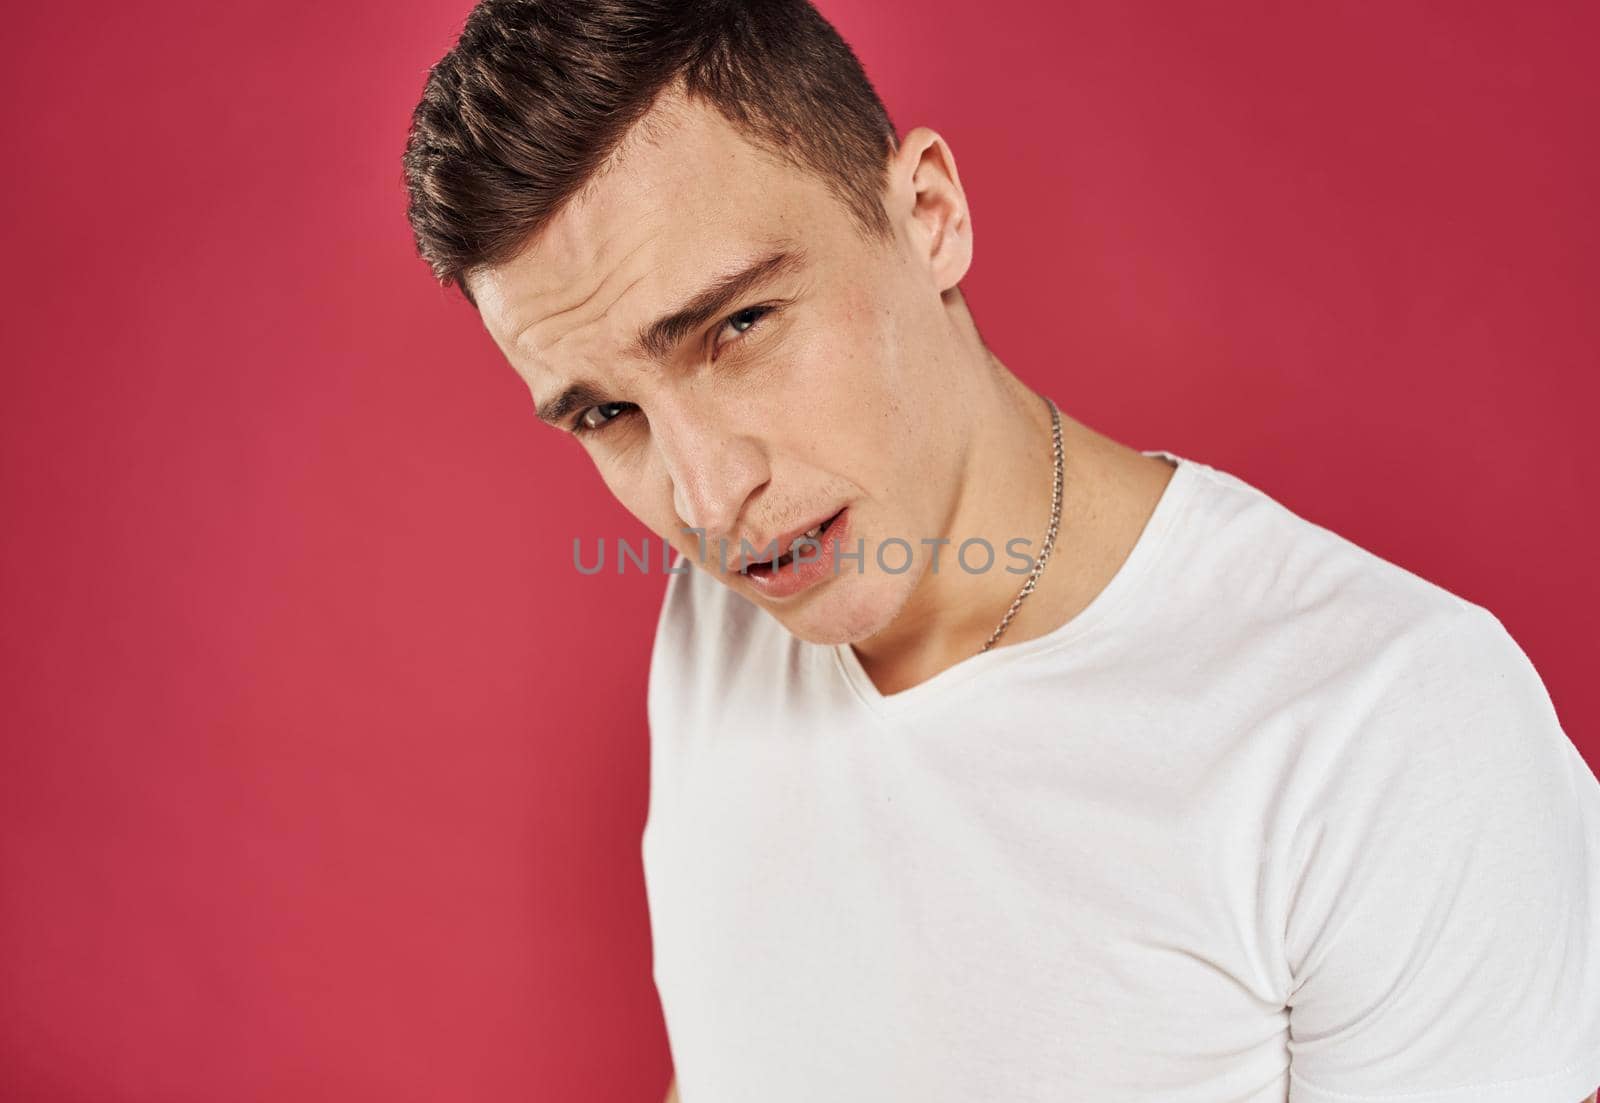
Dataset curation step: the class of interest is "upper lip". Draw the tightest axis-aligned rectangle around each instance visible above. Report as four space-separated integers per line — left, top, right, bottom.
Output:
731 507 842 573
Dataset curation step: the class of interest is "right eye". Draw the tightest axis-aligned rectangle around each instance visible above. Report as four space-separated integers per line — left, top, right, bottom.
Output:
574 401 637 435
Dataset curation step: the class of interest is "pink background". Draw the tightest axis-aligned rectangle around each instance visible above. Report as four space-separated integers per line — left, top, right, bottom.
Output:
2 2 1595 1099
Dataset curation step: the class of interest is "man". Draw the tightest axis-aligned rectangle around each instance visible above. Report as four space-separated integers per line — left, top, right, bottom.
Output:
401 2 1600 1100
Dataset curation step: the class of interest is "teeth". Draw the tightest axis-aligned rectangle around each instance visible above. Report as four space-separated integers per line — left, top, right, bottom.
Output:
741 515 836 574
782 523 824 559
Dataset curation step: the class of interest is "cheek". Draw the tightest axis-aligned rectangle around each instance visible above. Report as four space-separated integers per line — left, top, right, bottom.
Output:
757 295 908 489
778 334 886 472
593 445 721 565
591 448 673 535
810 287 902 407
840 279 875 327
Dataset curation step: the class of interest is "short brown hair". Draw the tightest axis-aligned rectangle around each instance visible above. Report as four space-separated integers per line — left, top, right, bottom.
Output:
402 0 900 306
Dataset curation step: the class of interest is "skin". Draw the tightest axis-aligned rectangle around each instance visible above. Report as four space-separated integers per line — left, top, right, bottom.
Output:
470 79 1176 695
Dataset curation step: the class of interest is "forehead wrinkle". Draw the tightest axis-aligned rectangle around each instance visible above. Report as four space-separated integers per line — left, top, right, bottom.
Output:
524 269 651 372
518 261 657 427
513 276 644 364
511 231 654 358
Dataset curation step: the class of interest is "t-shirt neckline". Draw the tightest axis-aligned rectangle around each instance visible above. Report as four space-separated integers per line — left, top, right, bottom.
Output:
828 450 1198 717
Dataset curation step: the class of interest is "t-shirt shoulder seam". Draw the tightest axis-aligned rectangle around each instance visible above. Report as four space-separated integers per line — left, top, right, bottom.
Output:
1195 458 1496 624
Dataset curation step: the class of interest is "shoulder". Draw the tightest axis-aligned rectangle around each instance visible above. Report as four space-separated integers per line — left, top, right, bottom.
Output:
1182 458 1475 630
649 555 769 669
645 555 779 730
1275 593 1588 986
1163 457 1508 695
1203 455 1582 833
1162 456 1580 807
1303 600 1569 803
1279 596 1600 1099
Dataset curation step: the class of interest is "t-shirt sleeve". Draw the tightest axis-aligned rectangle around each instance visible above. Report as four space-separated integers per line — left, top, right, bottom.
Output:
1282 604 1600 1103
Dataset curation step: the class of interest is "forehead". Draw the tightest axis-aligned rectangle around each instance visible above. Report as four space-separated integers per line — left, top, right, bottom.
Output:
471 91 829 380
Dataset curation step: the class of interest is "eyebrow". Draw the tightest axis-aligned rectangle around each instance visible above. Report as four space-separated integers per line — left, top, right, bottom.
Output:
532 243 808 428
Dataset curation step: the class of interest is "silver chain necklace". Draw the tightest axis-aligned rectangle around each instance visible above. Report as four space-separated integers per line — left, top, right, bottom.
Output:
979 395 1064 654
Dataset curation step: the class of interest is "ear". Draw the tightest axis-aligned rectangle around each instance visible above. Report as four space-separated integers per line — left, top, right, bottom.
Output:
885 126 973 293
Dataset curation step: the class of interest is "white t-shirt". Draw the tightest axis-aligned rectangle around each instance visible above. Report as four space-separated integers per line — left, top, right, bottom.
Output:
640 449 1600 1103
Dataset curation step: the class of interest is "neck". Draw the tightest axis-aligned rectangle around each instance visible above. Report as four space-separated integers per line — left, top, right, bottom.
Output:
849 351 1067 692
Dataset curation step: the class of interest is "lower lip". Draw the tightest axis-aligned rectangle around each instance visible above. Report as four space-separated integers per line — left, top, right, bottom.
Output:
739 507 850 599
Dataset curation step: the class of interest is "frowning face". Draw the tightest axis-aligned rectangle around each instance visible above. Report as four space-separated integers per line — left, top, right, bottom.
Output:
470 85 979 646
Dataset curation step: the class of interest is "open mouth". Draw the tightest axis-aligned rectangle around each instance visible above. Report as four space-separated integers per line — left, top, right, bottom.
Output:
741 509 843 576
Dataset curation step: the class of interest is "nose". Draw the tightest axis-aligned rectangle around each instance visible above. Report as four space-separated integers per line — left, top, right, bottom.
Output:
652 400 769 543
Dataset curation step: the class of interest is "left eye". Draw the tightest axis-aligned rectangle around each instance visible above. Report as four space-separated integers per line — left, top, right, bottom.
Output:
718 305 774 345
576 402 635 432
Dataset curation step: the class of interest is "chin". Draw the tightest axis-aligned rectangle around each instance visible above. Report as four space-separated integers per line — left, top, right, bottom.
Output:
762 569 918 647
